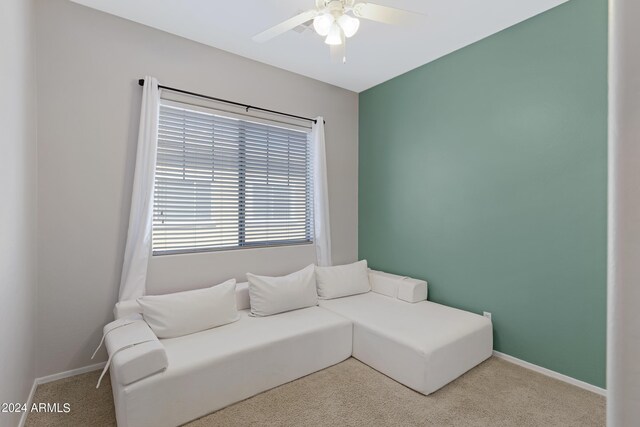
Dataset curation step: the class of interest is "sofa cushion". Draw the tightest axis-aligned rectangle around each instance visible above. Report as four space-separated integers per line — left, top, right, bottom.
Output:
315 260 371 299
111 307 352 427
235 281 250 310
247 265 318 316
137 279 238 338
319 292 492 395
114 281 251 319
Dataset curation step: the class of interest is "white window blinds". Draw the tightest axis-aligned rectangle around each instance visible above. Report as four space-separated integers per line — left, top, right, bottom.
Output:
153 102 313 255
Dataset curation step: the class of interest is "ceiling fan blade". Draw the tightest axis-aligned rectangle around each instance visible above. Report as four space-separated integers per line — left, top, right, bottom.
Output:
253 9 319 43
352 3 422 25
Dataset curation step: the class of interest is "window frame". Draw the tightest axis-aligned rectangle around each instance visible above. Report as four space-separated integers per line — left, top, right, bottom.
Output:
152 99 314 256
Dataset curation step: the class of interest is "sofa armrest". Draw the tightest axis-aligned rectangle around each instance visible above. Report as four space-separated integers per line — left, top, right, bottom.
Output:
103 316 168 386
368 270 428 303
396 277 428 303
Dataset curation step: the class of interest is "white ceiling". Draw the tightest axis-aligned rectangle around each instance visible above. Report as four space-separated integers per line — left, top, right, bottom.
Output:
70 0 567 92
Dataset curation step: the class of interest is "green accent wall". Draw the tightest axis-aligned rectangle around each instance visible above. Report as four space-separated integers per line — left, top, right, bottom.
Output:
358 0 607 387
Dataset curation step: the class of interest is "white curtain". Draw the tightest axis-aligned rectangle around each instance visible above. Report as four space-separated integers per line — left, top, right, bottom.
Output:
608 0 640 425
119 76 160 301
311 117 332 267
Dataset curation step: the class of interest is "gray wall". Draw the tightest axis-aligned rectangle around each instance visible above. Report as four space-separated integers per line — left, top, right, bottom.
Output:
0 0 38 425
35 0 358 377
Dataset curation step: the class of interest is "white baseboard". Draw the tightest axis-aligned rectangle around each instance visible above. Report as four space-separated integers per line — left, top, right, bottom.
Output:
18 362 106 427
35 361 106 385
18 380 38 427
492 351 606 397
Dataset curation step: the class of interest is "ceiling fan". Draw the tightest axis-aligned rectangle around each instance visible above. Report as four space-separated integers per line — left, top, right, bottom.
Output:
252 0 422 62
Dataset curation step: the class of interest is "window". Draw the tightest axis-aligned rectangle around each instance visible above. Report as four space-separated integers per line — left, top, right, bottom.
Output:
153 101 313 255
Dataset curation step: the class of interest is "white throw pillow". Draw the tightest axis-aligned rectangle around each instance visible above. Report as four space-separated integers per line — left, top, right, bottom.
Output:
137 279 238 339
315 260 371 299
247 265 318 317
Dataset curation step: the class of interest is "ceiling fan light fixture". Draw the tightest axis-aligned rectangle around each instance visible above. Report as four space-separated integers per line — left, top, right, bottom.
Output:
337 14 360 38
313 13 334 36
324 22 343 45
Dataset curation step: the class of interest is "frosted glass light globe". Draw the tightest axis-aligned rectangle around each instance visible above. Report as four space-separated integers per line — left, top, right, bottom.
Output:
325 22 343 45
338 14 360 38
313 13 334 36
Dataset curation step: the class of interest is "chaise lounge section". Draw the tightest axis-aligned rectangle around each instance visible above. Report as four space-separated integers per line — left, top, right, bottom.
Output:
319 291 493 395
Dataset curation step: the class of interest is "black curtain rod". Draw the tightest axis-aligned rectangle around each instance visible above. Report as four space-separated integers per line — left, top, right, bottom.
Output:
138 79 322 124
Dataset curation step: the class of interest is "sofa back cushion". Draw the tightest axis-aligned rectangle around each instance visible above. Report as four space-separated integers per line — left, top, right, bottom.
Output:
368 270 428 303
137 279 239 338
235 281 250 310
247 265 318 317
315 260 371 299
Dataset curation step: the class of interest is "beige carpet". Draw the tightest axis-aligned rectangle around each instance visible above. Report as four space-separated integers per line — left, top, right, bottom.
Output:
25 357 604 427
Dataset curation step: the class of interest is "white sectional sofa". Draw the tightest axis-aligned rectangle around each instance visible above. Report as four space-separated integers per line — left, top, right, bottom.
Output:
105 269 492 427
